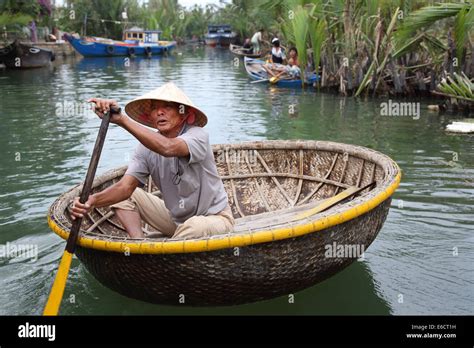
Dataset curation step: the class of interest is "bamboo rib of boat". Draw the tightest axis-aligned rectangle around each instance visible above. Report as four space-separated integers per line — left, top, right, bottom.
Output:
47 140 401 306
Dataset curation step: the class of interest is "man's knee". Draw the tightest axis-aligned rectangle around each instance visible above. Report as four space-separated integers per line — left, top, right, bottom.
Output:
173 216 205 239
173 215 233 240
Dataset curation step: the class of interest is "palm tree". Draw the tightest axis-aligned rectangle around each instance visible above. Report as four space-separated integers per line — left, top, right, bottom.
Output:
395 2 474 65
145 0 198 40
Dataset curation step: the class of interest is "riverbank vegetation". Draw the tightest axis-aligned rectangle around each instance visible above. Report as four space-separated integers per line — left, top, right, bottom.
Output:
250 0 472 100
1 0 472 105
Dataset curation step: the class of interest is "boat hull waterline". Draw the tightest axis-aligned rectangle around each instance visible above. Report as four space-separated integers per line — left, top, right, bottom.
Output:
65 34 176 57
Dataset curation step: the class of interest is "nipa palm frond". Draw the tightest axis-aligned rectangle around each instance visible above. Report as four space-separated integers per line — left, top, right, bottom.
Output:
395 3 470 46
290 6 310 86
437 72 474 101
454 4 474 62
309 17 326 74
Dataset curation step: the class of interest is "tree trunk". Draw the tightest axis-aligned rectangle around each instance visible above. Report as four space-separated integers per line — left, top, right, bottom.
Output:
343 0 353 57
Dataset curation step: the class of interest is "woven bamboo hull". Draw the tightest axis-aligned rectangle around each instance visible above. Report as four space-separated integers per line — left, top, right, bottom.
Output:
48 140 401 306
76 199 390 306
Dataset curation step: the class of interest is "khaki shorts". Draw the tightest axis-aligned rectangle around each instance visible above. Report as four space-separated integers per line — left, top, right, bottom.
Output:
111 188 235 239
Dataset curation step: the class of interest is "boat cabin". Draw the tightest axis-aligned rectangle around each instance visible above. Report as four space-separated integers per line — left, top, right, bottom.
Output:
123 27 161 43
207 25 232 34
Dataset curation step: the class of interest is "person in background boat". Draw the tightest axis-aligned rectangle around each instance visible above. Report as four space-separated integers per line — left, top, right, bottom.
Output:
261 38 287 79
262 46 301 81
242 38 253 53
70 82 234 240
250 29 266 55
270 38 286 64
288 47 299 67
286 47 301 78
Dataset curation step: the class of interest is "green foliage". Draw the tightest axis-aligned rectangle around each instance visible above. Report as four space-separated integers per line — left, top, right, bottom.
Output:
309 18 325 76
365 0 378 16
186 6 214 37
53 0 216 40
437 72 474 101
146 0 179 39
0 0 40 16
0 12 33 27
454 4 474 63
395 2 473 62
355 6 401 96
0 0 39 28
211 0 275 40
56 0 128 38
285 5 309 85
2 0 470 69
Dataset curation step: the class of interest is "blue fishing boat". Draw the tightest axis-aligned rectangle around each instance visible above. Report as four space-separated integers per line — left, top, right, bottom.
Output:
244 57 319 88
65 27 176 57
204 25 237 47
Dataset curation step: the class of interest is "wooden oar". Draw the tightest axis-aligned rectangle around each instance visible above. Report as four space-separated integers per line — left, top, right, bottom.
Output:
269 76 282 84
250 76 283 84
250 64 281 84
43 106 120 316
294 181 376 220
251 78 270 84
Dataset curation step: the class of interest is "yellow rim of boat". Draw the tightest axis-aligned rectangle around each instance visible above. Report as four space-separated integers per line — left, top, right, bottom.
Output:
48 171 401 255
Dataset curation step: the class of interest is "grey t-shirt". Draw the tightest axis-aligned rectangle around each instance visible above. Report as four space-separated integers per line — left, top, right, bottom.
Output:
125 124 229 224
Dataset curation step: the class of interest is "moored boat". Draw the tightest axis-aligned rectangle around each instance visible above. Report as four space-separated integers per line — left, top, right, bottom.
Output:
47 140 401 306
230 43 262 58
0 40 54 69
65 29 176 57
244 57 319 88
204 25 237 47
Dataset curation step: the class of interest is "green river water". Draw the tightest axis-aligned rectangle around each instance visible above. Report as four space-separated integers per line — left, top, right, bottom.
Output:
0 46 472 315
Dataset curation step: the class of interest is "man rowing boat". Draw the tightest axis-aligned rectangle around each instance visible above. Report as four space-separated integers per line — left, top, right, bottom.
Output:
70 82 234 239
262 46 302 82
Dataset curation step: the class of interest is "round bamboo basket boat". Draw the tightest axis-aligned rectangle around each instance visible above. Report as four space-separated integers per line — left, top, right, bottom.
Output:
47 140 401 306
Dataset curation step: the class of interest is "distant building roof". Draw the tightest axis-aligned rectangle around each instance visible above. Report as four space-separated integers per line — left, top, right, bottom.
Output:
124 27 162 34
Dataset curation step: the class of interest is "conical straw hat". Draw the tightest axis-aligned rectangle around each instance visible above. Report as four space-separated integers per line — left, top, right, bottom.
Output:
125 82 208 128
